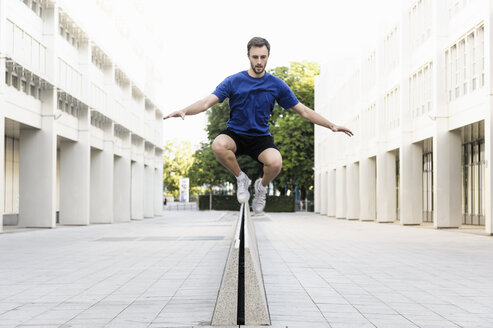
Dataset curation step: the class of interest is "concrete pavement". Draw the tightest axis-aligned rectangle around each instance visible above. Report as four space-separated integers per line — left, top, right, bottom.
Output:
0 210 492 327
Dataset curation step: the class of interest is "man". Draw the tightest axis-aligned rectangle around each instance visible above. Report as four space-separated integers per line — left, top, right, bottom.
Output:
164 37 353 214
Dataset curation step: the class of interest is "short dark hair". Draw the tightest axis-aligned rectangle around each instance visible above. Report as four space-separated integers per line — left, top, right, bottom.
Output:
247 37 270 55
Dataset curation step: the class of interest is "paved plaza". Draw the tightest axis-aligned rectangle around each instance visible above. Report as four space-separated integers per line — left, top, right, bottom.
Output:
0 210 492 328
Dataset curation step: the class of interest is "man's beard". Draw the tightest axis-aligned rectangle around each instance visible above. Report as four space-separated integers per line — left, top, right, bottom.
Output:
251 62 265 75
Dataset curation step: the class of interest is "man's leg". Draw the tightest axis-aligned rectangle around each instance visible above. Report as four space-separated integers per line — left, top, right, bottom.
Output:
258 148 283 186
252 148 282 213
211 134 241 176
212 134 250 203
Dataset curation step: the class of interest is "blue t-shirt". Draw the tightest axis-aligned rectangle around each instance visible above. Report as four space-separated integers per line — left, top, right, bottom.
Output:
212 71 299 136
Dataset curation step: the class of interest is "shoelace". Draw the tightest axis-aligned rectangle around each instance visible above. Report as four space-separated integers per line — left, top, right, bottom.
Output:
256 186 266 203
238 178 248 192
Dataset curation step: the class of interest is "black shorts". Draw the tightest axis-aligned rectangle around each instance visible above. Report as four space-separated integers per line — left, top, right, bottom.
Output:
218 129 279 162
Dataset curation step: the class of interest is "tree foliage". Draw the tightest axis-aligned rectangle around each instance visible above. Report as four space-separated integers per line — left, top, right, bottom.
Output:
162 140 196 198
270 61 319 198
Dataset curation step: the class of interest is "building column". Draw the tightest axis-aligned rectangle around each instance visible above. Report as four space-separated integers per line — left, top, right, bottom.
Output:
346 162 359 220
154 149 163 216
335 166 346 219
0 0 5 232
131 137 144 220
359 158 376 221
0 115 4 232
90 121 114 224
486 1 493 235
59 108 90 225
376 152 396 223
19 88 57 228
399 143 422 225
433 129 462 228
486 115 492 235
314 171 321 213
143 163 154 217
320 170 328 215
327 169 336 217
114 132 131 222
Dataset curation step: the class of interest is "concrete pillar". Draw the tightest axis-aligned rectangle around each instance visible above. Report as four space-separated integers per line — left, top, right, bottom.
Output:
433 130 462 228
314 171 321 213
0 115 4 232
486 116 493 234
327 169 336 217
0 0 5 232
90 122 114 224
398 3 422 226
131 161 144 220
19 87 57 228
114 156 131 222
131 137 144 220
59 108 90 225
485 0 493 235
154 150 163 216
377 152 396 223
360 158 376 221
114 132 131 222
320 170 328 215
346 162 360 220
399 143 423 225
335 166 346 219
144 163 154 218
431 0 461 229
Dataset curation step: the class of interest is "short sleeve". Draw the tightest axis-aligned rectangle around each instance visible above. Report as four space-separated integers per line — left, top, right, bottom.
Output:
277 80 299 109
212 76 231 103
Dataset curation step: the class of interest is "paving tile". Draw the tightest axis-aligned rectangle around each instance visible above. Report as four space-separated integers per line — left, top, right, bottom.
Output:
2 211 493 327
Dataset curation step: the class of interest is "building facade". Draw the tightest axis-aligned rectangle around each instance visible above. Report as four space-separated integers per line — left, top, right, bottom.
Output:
1 0 164 232
314 0 493 234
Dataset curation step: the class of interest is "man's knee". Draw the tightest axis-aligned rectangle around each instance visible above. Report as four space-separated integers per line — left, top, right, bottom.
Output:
271 156 282 172
212 135 235 155
262 150 282 171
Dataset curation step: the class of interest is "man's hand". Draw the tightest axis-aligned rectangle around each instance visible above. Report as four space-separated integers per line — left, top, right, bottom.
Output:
163 110 185 120
330 125 354 137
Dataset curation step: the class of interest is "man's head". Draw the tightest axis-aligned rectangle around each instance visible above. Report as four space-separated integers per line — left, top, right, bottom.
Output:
247 37 270 77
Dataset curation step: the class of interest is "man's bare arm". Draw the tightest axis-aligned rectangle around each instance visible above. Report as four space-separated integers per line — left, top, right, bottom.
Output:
163 94 220 120
291 102 353 137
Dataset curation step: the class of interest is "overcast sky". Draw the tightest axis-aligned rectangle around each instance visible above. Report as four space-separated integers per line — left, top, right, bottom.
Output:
149 0 401 147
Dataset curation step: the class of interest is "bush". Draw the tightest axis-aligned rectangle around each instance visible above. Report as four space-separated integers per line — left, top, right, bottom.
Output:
198 195 295 212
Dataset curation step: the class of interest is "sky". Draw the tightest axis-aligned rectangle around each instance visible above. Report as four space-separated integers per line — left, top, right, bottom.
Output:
148 0 402 148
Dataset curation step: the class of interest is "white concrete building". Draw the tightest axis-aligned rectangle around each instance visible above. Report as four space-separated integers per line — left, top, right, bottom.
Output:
1 0 164 232
315 0 493 234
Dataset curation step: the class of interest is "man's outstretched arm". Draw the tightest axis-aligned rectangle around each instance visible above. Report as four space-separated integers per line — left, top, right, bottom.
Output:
163 94 220 120
291 102 353 137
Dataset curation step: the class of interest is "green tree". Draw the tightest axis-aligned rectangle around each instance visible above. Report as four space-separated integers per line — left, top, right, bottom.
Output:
270 61 320 199
162 140 195 198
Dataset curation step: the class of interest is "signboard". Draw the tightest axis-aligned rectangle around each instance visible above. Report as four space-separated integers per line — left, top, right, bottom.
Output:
179 177 189 202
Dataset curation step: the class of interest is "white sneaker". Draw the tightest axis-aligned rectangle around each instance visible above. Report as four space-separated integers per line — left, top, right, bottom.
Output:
252 179 267 214
236 174 251 203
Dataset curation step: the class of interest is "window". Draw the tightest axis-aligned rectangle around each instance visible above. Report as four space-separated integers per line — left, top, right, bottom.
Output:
409 0 432 49
58 12 83 50
384 87 400 129
446 23 484 101
409 62 433 118
12 75 18 89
